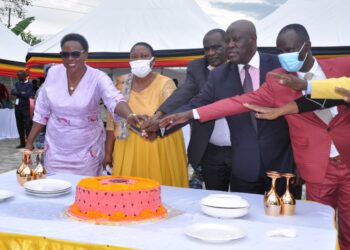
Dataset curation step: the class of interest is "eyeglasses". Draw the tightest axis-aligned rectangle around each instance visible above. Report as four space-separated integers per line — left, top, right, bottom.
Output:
59 50 85 58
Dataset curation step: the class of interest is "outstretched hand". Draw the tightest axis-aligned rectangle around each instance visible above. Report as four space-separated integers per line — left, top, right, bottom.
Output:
269 72 307 91
243 103 283 120
335 87 350 103
140 112 163 133
126 114 149 127
159 111 193 130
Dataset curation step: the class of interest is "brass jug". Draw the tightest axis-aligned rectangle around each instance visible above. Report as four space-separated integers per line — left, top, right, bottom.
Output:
265 171 282 216
32 150 46 180
17 150 32 185
281 173 296 215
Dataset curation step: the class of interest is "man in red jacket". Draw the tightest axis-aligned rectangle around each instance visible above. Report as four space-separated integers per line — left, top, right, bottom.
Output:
160 24 350 249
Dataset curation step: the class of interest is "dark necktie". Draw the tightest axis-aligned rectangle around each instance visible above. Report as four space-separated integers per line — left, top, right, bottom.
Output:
243 65 258 132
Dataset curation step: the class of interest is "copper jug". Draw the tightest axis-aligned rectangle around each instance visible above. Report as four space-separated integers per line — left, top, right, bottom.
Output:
32 149 46 180
281 173 296 215
17 150 32 185
265 171 282 216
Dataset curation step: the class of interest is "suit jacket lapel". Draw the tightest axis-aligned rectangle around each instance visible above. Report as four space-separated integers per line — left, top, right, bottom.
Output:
259 53 269 85
230 63 244 94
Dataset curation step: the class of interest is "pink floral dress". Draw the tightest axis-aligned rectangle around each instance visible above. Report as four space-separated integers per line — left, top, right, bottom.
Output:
33 64 125 176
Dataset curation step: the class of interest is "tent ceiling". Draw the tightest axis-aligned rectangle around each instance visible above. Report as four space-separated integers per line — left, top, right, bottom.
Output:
29 0 223 54
0 22 29 63
256 0 350 47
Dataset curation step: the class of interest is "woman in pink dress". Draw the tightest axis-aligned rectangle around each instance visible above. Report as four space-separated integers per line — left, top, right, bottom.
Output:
25 33 142 176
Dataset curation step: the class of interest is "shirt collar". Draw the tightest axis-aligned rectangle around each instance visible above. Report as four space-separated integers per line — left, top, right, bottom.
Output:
238 51 260 72
297 57 318 79
207 65 215 71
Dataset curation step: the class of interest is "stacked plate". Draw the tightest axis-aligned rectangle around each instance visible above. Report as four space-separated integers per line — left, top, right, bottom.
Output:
200 194 250 218
24 179 72 197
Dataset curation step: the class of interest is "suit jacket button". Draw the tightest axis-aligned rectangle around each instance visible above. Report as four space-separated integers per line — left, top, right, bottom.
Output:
326 127 331 132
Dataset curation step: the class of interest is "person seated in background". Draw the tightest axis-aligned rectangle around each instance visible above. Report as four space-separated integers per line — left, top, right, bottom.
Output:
0 83 10 109
103 42 188 187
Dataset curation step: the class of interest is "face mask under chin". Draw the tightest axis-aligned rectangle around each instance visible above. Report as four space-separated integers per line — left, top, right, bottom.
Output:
129 57 154 78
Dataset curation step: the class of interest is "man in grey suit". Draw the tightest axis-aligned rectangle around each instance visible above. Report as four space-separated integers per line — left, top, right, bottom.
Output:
144 29 228 190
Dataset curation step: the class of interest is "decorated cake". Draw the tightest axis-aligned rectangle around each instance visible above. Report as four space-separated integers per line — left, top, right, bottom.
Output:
68 176 167 222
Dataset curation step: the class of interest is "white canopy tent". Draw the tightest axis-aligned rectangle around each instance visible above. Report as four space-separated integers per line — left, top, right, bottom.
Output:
27 0 223 80
0 22 29 77
256 0 350 47
29 0 222 54
0 22 29 63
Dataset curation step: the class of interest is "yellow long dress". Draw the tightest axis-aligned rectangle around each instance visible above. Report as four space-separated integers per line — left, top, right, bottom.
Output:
107 73 188 187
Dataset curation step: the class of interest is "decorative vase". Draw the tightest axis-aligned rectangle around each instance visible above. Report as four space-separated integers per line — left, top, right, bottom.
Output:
17 150 32 185
32 149 46 180
265 171 281 216
281 173 296 215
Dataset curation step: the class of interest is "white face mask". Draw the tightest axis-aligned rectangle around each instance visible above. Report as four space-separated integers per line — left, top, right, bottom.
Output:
129 57 154 78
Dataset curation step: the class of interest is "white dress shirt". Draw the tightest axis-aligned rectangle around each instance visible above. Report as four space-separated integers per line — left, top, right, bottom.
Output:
206 65 231 146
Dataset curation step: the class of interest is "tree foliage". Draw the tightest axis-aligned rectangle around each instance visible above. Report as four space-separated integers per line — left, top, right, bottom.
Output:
0 0 32 23
11 16 34 35
20 30 42 46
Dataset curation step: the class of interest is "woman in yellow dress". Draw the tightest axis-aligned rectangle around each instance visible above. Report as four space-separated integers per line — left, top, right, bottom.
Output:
103 42 188 187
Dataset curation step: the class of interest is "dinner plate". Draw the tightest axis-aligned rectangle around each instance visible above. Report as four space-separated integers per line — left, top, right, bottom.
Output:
184 223 245 243
24 179 72 194
0 190 14 202
25 189 71 198
25 187 71 194
201 194 249 209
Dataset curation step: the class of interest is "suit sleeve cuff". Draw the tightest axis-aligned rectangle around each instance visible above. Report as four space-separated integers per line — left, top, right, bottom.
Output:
306 80 312 94
192 109 200 120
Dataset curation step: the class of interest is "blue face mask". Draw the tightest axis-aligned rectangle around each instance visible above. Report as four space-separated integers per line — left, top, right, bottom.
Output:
278 43 307 72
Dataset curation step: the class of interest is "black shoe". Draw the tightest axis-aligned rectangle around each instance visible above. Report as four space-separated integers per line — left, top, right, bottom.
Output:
16 145 25 149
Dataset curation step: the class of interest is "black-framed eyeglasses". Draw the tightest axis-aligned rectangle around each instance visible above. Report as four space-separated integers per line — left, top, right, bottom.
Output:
59 50 85 58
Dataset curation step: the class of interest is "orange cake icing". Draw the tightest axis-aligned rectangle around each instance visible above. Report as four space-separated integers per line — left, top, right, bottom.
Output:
67 176 167 222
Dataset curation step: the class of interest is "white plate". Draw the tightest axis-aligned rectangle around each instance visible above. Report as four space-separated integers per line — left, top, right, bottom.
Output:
25 187 71 194
0 190 14 202
24 179 72 193
201 194 249 209
184 223 245 243
201 204 249 218
25 189 71 198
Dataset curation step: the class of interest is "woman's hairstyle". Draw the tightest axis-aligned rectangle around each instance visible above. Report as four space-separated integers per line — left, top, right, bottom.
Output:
130 42 154 56
60 33 89 52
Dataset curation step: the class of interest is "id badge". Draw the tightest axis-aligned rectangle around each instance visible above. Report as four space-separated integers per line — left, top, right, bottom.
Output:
15 98 19 105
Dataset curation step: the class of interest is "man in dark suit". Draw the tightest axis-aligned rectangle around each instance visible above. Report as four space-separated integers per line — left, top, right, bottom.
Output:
11 70 33 148
165 24 350 249
143 28 228 190
157 20 295 194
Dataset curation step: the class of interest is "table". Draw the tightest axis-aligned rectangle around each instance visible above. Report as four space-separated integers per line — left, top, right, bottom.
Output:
0 109 19 139
0 171 337 250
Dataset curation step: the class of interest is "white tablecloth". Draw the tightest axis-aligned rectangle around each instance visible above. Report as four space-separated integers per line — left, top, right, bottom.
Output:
0 171 337 250
0 109 19 139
